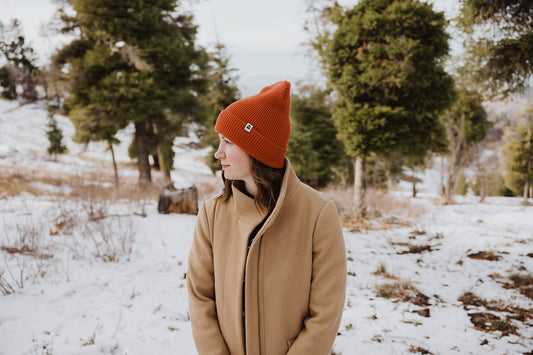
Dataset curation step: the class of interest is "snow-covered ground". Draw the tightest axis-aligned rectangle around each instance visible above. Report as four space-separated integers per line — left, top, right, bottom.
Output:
0 99 532 355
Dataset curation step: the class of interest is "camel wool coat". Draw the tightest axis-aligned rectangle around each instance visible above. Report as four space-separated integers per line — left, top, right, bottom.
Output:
187 161 346 355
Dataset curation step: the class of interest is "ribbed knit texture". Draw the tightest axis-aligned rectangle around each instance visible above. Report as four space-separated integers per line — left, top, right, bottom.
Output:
215 81 291 168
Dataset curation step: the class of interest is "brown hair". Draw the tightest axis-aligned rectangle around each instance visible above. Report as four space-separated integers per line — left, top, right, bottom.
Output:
220 157 285 212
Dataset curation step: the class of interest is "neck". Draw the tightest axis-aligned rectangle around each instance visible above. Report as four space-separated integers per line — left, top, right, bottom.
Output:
244 178 258 197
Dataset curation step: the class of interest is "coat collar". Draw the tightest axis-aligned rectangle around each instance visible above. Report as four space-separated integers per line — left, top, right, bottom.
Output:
231 184 268 226
230 159 300 230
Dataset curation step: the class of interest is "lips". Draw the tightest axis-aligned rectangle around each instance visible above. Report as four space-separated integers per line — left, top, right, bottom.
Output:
221 164 230 169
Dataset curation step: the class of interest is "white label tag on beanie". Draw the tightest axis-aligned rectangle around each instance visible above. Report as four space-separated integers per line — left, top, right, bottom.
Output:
244 123 253 132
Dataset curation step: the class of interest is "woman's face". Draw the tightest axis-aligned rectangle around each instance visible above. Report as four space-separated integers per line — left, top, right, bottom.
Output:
214 134 253 182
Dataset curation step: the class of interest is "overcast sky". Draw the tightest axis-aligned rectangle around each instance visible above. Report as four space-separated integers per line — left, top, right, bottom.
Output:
1 0 460 96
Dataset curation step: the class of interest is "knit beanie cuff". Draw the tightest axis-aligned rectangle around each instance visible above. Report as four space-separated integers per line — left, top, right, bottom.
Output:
215 109 287 169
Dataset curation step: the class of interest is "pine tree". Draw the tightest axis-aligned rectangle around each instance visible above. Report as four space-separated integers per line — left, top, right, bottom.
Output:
0 19 38 101
501 107 533 202
46 108 67 160
287 86 346 187
319 0 454 217
0 65 16 99
457 0 533 98
440 88 488 202
53 0 207 185
199 41 240 173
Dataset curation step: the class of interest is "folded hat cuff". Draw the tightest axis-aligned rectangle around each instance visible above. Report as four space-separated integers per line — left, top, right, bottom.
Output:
215 109 287 169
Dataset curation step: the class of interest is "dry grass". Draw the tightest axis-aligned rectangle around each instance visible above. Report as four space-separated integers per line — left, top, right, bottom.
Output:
0 157 200 295
408 345 434 354
458 292 533 319
0 195 141 296
0 252 30 294
1 217 52 259
0 165 164 202
80 216 136 262
467 312 518 336
397 244 433 254
366 188 425 218
1 216 56 294
49 204 78 236
458 292 531 336
0 170 44 197
0 271 17 295
376 281 430 306
373 263 400 280
320 186 425 231
504 274 533 300
467 250 501 261
0 163 222 208
373 270 400 279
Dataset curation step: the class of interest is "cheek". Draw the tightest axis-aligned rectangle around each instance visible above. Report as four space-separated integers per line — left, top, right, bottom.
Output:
230 148 251 171
239 152 252 171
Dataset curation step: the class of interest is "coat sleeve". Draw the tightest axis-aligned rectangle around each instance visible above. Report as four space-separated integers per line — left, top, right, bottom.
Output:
187 202 230 355
288 200 346 355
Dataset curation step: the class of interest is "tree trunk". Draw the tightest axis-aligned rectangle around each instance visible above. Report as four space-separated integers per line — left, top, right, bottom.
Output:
411 168 417 198
444 146 462 203
6 65 17 99
346 160 354 187
445 169 457 202
135 121 152 185
372 156 378 188
22 73 38 102
153 122 172 183
158 143 172 183
108 141 119 188
439 157 446 196
479 177 486 203
354 156 367 219
158 183 198 215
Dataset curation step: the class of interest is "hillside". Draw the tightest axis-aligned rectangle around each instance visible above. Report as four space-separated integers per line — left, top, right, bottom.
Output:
0 99 532 355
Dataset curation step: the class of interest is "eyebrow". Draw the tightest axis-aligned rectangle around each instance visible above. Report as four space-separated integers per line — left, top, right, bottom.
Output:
219 134 231 142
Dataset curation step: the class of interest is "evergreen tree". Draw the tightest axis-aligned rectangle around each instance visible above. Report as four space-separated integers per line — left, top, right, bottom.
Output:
53 0 207 185
0 65 16 99
457 0 533 98
440 88 488 202
287 86 346 187
55 41 130 187
319 0 454 217
501 107 533 201
46 108 67 159
199 41 240 173
0 19 38 101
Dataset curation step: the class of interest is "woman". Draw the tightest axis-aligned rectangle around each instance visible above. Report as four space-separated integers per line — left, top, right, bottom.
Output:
187 81 346 355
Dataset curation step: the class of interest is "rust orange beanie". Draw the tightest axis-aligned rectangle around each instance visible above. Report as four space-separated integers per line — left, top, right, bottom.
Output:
215 80 291 169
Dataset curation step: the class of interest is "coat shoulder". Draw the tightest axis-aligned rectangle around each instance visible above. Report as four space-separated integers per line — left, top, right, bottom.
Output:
197 192 227 226
201 191 224 211
293 182 332 208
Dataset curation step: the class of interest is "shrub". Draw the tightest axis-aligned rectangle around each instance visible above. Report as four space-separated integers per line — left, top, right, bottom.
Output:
46 108 67 158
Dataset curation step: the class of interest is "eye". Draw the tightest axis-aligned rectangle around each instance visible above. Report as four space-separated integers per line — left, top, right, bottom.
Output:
218 134 233 145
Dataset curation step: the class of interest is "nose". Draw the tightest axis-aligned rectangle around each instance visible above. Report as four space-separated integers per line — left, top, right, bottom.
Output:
214 143 225 160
